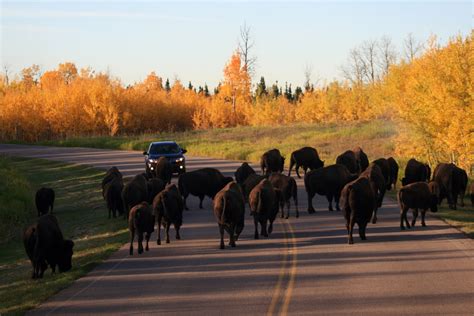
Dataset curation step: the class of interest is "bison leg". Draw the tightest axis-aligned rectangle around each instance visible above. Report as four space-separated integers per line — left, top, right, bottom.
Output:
268 219 274 235
400 207 410 230
183 194 189 211
253 217 259 239
335 193 341 211
280 201 285 218
175 224 181 240
411 209 419 227
199 196 204 209
261 220 269 237
129 228 135 255
145 232 151 251
326 194 334 212
359 223 367 240
166 222 171 244
285 200 290 219
156 217 161 245
421 209 427 227
295 165 301 179
228 225 236 247
371 208 378 224
219 225 225 249
138 232 144 254
348 218 356 244
307 191 316 214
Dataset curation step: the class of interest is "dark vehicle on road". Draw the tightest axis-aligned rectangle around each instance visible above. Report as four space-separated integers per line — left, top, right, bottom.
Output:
143 141 187 176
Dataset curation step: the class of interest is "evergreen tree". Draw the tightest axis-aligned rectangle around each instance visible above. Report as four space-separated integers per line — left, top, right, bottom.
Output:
188 81 193 90
294 86 303 101
271 81 280 98
165 78 171 91
255 76 268 99
204 84 210 97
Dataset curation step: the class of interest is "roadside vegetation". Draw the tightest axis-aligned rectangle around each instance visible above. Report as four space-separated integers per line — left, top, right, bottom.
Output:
0 156 127 315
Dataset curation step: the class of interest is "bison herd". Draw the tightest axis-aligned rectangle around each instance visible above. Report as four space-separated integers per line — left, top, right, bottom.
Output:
24 146 472 279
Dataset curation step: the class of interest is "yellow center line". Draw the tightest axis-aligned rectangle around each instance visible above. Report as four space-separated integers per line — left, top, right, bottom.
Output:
281 221 297 316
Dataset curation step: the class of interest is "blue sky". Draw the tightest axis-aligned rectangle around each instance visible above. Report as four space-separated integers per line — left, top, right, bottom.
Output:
1 1 472 88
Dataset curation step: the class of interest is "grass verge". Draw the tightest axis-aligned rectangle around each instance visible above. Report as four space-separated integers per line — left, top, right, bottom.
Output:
0 157 127 315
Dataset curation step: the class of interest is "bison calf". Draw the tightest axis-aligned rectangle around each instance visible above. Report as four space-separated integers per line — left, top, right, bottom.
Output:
249 179 279 239
35 187 55 216
268 173 298 219
213 182 245 249
24 214 74 279
129 202 155 255
398 182 439 230
340 177 375 244
153 184 184 245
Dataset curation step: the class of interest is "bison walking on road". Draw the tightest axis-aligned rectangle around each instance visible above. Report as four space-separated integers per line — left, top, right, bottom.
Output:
153 184 184 245
401 158 429 186
340 177 376 244
154 157 173 184
35 187 55 217
432 163 467 210
147 178 165 204
23 214 74 279
268 173 298 219
128 202 155 255
305 164 358 213
372 158 391 191
213 182 245 249
241 173 266 203
387 157 399 190
249 179 279 239
235 162 256 185
353 147 369 173
122 174 148 219
336 150 359 174
359 163 386 224
261 149 285 175
288 147 324 178
398 181 439 230
104 179 124 218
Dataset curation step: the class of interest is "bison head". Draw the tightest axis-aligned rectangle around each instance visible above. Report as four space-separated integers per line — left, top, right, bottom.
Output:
58 239 74 272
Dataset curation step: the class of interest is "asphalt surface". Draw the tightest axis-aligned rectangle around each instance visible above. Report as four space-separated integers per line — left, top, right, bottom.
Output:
1 144 473 315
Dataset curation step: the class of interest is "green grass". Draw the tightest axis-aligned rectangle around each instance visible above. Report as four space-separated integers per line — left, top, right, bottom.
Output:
434 203 474 238
0 157 128 315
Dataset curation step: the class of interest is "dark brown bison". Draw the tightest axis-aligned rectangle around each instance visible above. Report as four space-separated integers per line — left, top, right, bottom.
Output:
387 157 399 190
147 178 165 204
241 173 266 202
23 214 74 279
336 150 359 174
288 147 324 178
101 167 122 197
249 179 279 239
401 158 429 186
178 168 233 210
213 182 245 249
122 174 148 219
234 162 256 185
104 178 124 218
153 184 184 245
372 158 391 190
359 163 386 224
353 147 369 173
398 181 439 230
304 164 358 213
433 163 468 210
35 188 55 217
154 157 173 184
128 202 155 255
340 177 375 244
268 173 298 219
260 149 285 175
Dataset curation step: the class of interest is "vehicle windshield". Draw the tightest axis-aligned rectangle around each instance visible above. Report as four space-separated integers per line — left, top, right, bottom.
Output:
149 143 181 155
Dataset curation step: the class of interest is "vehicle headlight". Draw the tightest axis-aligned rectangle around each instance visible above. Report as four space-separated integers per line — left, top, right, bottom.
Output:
176 157 184 162
148 159 156 163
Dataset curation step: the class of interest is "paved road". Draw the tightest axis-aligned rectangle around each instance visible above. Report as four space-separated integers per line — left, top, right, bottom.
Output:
1 144 473 315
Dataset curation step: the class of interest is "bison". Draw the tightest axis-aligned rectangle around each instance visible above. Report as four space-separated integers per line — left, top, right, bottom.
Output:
147 178 165 204
336 150 359 174
178 168 233 210
249 179 279 239
35 187 55 217
104 178 124 218
213 182 245 249
359 163 386 224
153 184 184 245
305 164 358 213
398 181 439 230
101 167 122 197
235 162 256 185
23 214 74 279
128 202 155 255
241 173 266 203
387 157 399 190
372 158 391 190
401 158 429 186
340 177 375 244
353 147 369 173
288 146 324 178
268 173 298 219
433 163 467 210
260 149 285 175
154 157 172 184
122 174 148 219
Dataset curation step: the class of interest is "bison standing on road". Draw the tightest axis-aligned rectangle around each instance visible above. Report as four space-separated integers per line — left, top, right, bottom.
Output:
401 158 429 186
304 164 358 213
241 173 266 203
359 163 386 224
128 202 155 255
340 177 375 244
35 187 55 217
268 173 298 219
178 168 233 210
260 149 285 175
122 174 148 219
432 163 467 210
288 146 324 178
154 157 172 184
398 181 439 230
353 147 369 173
372 158 391 191
234 162 256 185
213 182 245 249
387 157 399 190
153 184 184 245
23 214 74 279
249 179 279 239
336 150 359 174
147 178 165 204
104 178 124 218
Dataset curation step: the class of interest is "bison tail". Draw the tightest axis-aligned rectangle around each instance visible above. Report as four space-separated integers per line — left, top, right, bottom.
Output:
221 192 230 224
397 189 405 209
254 191 262 215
